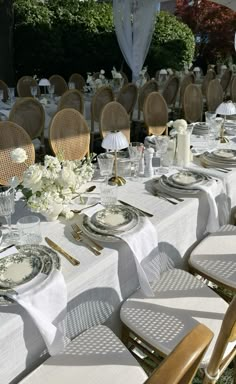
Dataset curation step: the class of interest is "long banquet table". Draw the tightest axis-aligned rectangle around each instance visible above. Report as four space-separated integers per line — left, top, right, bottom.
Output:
1 159 236 383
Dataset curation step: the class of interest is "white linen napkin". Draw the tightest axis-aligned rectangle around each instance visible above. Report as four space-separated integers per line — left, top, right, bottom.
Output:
117 217 158 297
7 266 69 356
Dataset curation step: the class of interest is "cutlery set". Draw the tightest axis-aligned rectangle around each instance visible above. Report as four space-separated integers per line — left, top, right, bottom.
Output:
71 223 103 256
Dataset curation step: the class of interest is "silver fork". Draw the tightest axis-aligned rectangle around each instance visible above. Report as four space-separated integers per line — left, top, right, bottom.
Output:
71 231 101 256
71 223 103 252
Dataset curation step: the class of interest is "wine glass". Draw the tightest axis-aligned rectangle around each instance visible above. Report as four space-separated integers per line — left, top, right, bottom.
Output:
128 142 144 179
30 85 38 98
0 187 15 244
153 136 170 174
47 84 55 101
97 153 115 184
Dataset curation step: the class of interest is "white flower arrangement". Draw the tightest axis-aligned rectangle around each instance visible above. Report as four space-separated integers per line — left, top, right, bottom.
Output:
111 67 122 80
10 148 28 163
168 119 188 135
11 150 95 220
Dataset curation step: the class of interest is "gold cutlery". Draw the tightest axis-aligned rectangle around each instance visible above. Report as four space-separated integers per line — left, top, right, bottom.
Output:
118 200 153 217
71 231 101 256
71 223 103 251
45 237 80 266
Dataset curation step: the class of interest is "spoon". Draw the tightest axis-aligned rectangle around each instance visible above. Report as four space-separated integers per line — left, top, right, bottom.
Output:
72 185 96 200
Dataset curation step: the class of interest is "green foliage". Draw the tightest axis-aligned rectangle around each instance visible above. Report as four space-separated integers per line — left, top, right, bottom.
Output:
146 11 195 72
13 1 195 80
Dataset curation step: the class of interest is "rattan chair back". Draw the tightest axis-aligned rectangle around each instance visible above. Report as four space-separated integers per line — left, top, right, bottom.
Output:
116 83 138 116
0 79 9 102
162 76 180 106
57 89 84 114
201 70 216 96
91 86 114 125
179 74 195 107
17 76 40 98
147 324 213 384
143 91 168 136
49 75 68 96
69 73 86 91
202 296 236 384
183 84 203 122
100 101 130 142
49 108 90 160
206 79 224 112
0 121 35 185
9 97 45 142
230 75 236 102
220 69 233 93
138 79 159 119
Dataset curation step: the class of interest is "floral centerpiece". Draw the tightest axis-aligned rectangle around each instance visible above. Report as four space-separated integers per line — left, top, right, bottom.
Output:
10 149 95 221
84 70 107 93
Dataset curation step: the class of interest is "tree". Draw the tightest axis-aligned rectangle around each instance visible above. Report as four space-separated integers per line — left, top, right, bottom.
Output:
175 0 236 64
0 0 14 84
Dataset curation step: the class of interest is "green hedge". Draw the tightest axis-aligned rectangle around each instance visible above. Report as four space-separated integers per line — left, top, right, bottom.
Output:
13 0 195 81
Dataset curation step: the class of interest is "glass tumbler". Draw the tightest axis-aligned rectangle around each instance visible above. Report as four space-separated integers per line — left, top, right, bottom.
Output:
17 216 42 245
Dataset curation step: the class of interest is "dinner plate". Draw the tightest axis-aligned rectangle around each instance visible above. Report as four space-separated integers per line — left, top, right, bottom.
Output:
0 253 43 289
81 216 119 243
212 149 236 160
200 152 236 168
88 206 139 235
153 176 204 195
0 245 60 306
169 171 204 186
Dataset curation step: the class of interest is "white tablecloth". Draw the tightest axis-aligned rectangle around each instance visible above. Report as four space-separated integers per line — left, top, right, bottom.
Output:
1 153 236 383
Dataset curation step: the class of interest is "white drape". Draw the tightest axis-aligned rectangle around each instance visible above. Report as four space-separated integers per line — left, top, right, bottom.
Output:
113 0 158 81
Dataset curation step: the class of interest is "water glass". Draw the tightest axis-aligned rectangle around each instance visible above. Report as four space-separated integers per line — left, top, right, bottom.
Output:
154 136 170 174
97 153 114 183
30 85 38 98
100 183 118 207
205 111 216 130
68 81 76 90
128 142 144 179
0 187 15 243
17 216 42 245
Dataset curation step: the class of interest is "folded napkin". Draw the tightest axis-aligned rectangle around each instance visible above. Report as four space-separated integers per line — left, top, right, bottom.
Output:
6 263 69 355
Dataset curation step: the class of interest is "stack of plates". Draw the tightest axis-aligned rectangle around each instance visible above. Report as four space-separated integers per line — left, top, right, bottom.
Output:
152 171 209 195
224 120 236 136
200 149 236 168
80 205 140 242
0 245 60 306
192 122 209 136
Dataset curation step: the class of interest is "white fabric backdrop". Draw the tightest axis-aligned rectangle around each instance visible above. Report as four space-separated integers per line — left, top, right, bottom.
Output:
113 0 158 81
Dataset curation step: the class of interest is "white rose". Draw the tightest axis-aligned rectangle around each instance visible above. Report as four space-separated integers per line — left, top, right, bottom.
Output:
173 119 188 133
58 168 76 188
10 148 28 163
23 165 43 192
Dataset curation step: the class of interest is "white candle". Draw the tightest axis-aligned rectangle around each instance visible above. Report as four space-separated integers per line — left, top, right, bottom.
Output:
177 132 190 166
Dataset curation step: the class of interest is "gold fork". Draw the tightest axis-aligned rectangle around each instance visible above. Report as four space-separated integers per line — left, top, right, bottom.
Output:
71 231 101 256
71 223 103 251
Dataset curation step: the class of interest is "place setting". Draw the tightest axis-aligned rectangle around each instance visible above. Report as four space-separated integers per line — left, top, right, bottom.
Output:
200 149 236 170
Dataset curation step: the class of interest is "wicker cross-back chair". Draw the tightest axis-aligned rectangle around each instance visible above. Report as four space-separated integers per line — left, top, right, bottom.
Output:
230 75 236 102
0 121 35 185
17 76 40 98
57 89 84 114
206 79 224 112
220 68 233 94
18 323 213 384
116 83 138 118
100 101 130 142
9 97 45 145
138 79 159 120
201 70 216 97
49 108 90 160
183 84 203 122
0 79 9 102
179 74 195 111
49 74 68 96
143 91 168 136
90 86 114 151
68 73 86 91
162 76 180 109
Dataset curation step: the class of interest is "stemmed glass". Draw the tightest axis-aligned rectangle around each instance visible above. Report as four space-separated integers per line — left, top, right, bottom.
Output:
0 187 15 244
97 153 115 184
47 84 55 101
154 136 170 174
30 85 38 98
128 142 144 179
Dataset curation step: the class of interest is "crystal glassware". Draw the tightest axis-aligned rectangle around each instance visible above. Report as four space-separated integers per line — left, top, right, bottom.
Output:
0 187 15 244
47 84 55 100
30 85 38 98
128 142 144 179
8 87 15 105
97 153 115 184
153 136 170 174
